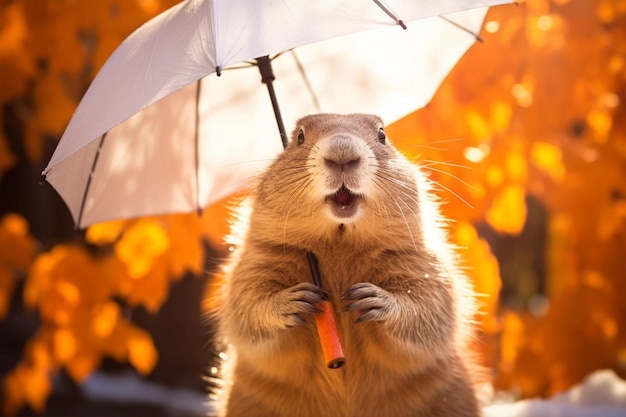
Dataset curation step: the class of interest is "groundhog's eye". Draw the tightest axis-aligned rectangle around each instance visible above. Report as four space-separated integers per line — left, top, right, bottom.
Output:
377 127 386 144
297 129 305 145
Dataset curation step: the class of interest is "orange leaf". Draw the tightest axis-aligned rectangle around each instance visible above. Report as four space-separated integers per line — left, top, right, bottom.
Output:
28 72 77 161
103 250 170 313
85 219 128 245
531 141 565 181
114 219 169 278
505 149 527 184
0 2 35 102
485 164 505 188
499 311 525 371
25 245 95 318
126 326 158 376
91 301 120 339
65 350 100 383
486 185 527 234
0 213 36 271
124 256 170 313
454 222 501 332
165 214 204 277
466 110 492 140
25 335 54 371
102 319 158 375
586 109 612 144
52 328 77 364
2 364 51 415
24 248 59 308
98 255 131 297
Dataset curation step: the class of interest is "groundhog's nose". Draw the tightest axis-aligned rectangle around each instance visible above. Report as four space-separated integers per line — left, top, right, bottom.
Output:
323 135 362 173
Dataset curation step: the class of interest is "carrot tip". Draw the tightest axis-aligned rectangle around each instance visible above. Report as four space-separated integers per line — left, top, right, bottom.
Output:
328 357 346 369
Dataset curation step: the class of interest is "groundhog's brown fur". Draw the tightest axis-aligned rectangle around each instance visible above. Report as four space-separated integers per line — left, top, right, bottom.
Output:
209 114 481 417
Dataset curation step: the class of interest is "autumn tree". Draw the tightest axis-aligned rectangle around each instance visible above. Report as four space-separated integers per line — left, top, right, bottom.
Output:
389 0 626 398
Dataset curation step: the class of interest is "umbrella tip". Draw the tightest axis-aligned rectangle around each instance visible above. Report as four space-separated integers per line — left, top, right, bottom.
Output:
39 174 47 185
373 0 407 30
216 66 222 77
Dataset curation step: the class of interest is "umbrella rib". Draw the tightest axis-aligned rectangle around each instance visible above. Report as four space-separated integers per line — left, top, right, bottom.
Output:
438 16 484 42
372 0 407 29
289 50 322 113
218 61 256 72
76 132 107 228
195 79 202 215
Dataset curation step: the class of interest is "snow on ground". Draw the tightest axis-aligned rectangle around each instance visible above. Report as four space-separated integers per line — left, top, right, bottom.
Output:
82 370 208 415
81 369 626 417
484 370 626 417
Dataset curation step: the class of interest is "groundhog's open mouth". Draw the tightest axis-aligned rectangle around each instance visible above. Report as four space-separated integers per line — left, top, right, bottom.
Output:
326 185 361 219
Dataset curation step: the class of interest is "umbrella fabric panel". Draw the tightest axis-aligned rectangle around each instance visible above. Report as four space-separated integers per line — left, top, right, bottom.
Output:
43 139 103 225
50 82 201 227
44 0 216 171
44 0 509 174
275 8 490 122
212 0 505 67
196 76 285 210
192 8 491 215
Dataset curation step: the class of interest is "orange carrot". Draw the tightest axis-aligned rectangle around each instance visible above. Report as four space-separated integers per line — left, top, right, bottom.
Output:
314 300 345 368
307 251 345 369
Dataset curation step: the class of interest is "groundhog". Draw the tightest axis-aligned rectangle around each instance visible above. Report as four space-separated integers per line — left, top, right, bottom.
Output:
209 113 482 417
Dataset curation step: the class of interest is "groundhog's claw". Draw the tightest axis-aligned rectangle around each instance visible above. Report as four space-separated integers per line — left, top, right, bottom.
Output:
341 282 395 323
276 282 329 328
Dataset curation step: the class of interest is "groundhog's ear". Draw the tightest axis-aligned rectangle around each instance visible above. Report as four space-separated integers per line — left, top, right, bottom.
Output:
377 127 386 144
297 129 305 145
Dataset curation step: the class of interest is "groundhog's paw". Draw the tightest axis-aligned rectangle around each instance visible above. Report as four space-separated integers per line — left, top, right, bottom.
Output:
276 282 329 328
341 282 396 323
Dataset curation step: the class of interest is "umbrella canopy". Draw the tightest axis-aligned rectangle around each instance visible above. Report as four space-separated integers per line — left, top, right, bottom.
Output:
42 0 509 228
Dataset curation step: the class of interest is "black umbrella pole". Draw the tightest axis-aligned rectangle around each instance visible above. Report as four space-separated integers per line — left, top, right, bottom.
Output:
256 56 288 149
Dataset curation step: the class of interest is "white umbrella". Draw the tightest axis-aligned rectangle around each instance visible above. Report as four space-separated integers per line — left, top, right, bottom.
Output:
41 0 509 228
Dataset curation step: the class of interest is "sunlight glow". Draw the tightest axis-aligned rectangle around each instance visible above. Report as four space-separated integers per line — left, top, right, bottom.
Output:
464 145 489 163
485 20 500 33
537 15 554 31
512 83 533 107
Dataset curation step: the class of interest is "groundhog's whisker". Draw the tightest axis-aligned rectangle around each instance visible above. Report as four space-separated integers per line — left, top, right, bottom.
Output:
420 159 470 170
370 177 394 227
381 184 422 212
400 137 464 152
217 157 279 168
275 176 312 233
278 180 311 246
421 165 478 194
394 189 422 223
214 174 265 202
390 195 419 253
276 173 312 189
372 179 392 222
374 171 420 197
281 206 292 250
426 177 474 209
274 165 316 174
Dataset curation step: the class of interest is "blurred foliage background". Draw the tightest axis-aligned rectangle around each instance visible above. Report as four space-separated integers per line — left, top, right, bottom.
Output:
1 0 625 415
